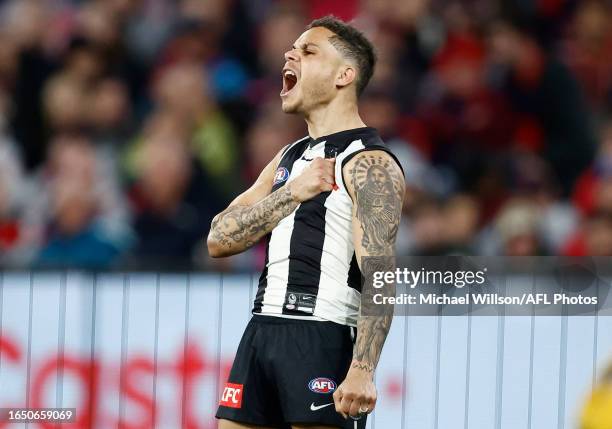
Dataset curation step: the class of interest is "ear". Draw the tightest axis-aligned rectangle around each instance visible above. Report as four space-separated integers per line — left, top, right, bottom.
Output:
335 65 357 89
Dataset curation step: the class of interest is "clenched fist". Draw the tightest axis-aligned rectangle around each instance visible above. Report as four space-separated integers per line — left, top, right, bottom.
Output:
287 157 337 202
333 363 377 419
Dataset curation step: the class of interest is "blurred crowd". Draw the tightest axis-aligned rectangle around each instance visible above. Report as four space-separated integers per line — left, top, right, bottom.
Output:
0 0 612 269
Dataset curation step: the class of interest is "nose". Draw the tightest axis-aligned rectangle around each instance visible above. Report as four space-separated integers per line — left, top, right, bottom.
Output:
284 48 298 62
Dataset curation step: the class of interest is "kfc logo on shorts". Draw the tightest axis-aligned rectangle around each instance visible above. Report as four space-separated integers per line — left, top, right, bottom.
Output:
273 167 289 185
308 377 336 394
219 382 243 408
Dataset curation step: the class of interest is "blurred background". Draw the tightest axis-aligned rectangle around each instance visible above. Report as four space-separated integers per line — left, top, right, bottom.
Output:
0 0 611 270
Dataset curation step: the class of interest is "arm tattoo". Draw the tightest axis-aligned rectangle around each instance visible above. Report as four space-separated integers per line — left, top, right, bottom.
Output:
209 185 298 252
352 256 395 373
350 153 404 373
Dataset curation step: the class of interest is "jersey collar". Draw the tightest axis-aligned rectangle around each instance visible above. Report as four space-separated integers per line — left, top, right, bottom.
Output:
307 127 379 153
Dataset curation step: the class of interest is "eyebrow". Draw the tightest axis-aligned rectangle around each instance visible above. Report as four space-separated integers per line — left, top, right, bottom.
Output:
292 42 319 50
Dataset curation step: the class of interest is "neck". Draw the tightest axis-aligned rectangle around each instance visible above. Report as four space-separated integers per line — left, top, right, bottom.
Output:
304 96 366 139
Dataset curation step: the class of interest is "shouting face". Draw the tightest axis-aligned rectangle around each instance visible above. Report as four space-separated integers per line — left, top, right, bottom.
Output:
280 27 353 114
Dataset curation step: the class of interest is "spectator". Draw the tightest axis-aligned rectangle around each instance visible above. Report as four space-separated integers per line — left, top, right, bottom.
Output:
152 61 240 199
36 135 124 268
418 32 514 196
562 1 612 113
127 119 222 267
62 37 104 86
88 77 132 145
443 194 480 253
406 197 449 255
494 199 544 256
43 74 88 134
510 151 578 252
489 19 597 194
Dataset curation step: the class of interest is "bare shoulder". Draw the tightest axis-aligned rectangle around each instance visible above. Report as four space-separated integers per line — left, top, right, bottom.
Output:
342 149 405 202
343 150 405 255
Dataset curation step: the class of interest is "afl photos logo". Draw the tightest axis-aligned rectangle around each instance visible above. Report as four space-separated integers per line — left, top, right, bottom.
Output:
273 167 289 185
308 377 336 394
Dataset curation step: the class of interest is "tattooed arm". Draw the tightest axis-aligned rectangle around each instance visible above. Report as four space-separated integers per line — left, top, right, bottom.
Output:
333 150 405 419
207 150 337 258
207 188 299 258
349 150 404 373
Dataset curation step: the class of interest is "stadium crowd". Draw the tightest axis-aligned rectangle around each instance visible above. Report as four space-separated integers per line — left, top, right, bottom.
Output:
0 0 611 269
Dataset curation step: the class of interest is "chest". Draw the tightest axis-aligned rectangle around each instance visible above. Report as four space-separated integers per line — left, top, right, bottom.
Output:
273 142 353 227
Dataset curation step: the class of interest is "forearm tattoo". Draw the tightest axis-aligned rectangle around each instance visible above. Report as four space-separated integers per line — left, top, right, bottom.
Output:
209 186 298 252
352 256 396 373
350 153 404 373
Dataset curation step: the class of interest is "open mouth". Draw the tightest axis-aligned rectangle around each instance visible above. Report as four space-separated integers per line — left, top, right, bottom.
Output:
281 69 298 96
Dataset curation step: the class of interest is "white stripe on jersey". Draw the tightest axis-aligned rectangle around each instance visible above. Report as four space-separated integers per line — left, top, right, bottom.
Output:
314 140 362 326
260 209 296 314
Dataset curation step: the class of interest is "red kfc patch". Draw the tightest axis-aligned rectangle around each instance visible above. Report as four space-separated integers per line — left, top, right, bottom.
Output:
219 382 243 408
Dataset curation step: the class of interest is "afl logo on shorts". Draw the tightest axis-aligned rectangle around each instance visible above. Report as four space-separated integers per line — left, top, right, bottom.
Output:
273 167 289 185
309 377 336 394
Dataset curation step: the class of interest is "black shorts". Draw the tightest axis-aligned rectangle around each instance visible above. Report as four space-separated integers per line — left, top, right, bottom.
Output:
216 315 367 429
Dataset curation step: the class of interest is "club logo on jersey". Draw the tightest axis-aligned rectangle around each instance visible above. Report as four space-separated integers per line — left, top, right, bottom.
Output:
309 377 336 394
273 167 289 185
219 382 243 408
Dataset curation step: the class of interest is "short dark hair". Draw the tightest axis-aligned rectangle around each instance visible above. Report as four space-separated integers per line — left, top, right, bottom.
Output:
307 15 376 97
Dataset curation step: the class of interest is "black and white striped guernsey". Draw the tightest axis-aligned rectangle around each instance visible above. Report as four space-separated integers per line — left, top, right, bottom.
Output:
253 127 403 327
